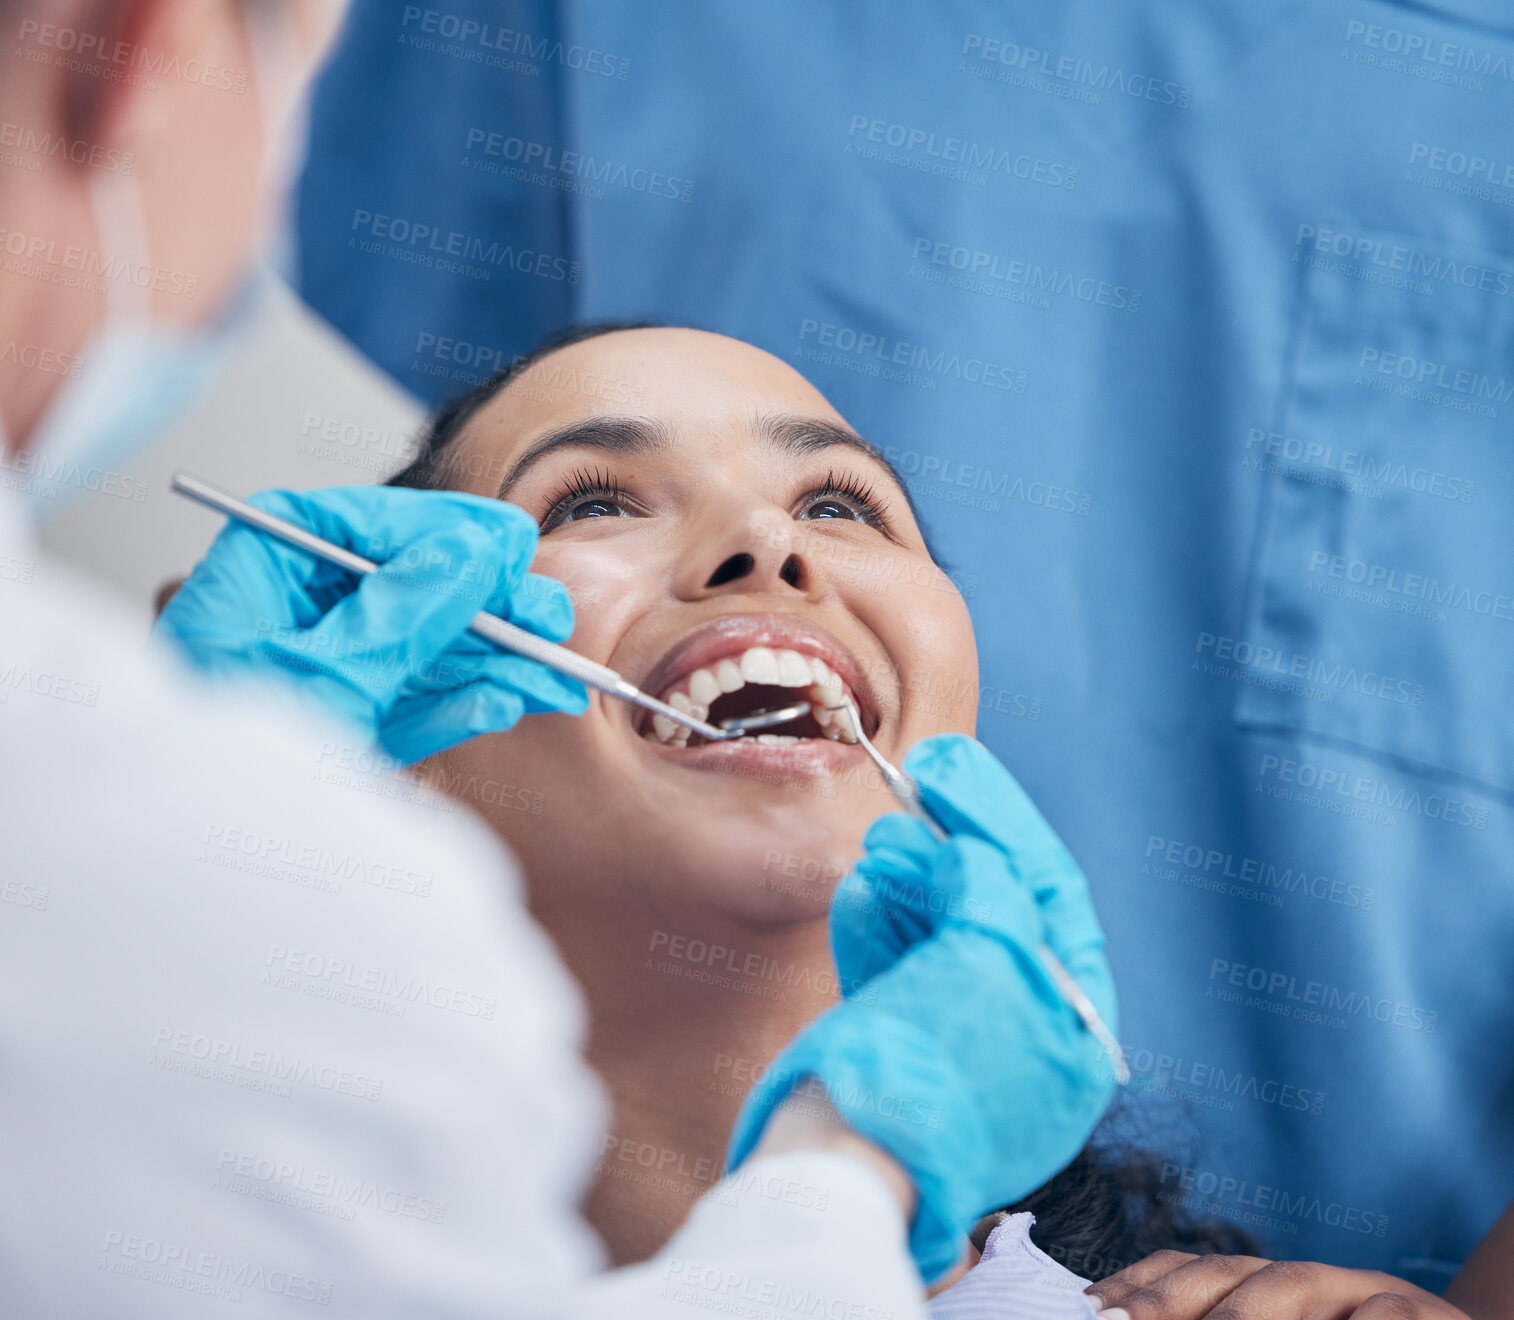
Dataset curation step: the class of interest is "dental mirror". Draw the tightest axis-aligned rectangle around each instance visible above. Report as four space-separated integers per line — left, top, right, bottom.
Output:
716 701 814 734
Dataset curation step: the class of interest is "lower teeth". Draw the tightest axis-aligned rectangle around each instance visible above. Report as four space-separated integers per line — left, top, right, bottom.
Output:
646 680 861 747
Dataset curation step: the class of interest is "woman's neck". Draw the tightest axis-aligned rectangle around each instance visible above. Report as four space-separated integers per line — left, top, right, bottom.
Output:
542 889 840 1266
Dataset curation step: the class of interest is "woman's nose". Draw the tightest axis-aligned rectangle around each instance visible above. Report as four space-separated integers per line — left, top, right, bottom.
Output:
678 509 820 600
704 549 803 590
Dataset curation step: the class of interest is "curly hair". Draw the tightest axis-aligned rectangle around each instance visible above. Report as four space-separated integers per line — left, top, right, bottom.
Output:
993 1122 1259 1281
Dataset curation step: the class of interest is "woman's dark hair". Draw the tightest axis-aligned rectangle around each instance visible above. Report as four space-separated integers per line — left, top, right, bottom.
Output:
993 1102 1259 1279
394 321 1259 1281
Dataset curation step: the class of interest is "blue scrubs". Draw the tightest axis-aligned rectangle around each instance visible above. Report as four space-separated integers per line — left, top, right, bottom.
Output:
298 1 1514 1287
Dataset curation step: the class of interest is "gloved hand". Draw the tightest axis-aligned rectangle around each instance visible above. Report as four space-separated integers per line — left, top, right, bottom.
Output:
725 734 1117 1283
156 486 589 764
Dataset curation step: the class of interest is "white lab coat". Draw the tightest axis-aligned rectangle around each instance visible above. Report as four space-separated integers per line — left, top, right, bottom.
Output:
0 482 923 1319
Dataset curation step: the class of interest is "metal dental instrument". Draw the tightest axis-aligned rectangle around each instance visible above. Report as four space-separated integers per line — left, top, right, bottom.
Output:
820 695 1131 1087
716 701 813 734
170 473 748 744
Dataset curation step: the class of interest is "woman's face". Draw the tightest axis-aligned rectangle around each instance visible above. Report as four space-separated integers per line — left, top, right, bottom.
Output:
428 328 978 925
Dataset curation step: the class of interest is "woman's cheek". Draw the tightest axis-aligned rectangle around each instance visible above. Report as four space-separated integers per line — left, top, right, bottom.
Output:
895 563 979 733
535 540 649 661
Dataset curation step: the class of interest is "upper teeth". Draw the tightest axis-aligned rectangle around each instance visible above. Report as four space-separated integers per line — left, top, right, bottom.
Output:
648 645 856 747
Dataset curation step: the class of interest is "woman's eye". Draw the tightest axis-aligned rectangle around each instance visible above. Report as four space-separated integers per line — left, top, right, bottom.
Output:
794 470 890 529
564 496 628 522
540 468 638 531
801 497 868 522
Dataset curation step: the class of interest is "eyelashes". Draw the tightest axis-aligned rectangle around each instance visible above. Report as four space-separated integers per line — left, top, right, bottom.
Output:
804 468 891 526
538 464 894 533
540 466 629 530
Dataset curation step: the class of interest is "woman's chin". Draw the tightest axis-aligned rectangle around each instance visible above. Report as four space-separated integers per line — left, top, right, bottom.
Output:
650 850 843 926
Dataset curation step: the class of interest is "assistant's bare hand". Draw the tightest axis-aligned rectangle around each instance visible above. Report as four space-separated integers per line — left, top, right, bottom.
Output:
1085 1250 1469 1320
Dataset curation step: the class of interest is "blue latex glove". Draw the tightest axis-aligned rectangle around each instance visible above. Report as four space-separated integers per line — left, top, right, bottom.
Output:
156 486 589 764
725 734 1118 1282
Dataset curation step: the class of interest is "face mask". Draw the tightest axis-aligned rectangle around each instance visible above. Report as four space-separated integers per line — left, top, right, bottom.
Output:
17 2 317 519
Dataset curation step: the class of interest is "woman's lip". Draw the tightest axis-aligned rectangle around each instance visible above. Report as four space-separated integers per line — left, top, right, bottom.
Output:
628 612 885 738
634 730 867 779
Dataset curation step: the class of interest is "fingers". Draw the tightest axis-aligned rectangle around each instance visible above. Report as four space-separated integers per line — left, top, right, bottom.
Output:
830 815 936 985
1091 1258 1433 1320
499 572 575 642
829 869 932 988
309 519 512 705
838 813 1059 994
379 656 589 762
835 815 999 987
902 734 1033 847
471 654 589 716
828 871 896 989
1089 1252 1269 1319
935 836 1044 948
902 734 1110 993
188 484 576 681
240 490 546 632
303 496 574 658
1087 1250 1199 1309
1349 1293 1449 1320
250 486 540 566
855 813 938 888
1206 1262 1414 1320
379 684 527 765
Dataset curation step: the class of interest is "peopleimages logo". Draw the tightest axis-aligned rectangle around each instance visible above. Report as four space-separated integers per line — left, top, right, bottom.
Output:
399 6 629 77
1159 1164 1389 1237
1294 223 1514 298
15 18 248 91
1258 754 1489 830
1124 1044 1327 1114
1194 632 1424 706
1145 835 1375 911
98 1231 332 1305
215 1149 447 1223
1358 346 1514 402
797 318 1027 390
911 236 1140 310
0 120 134 172
959 33 1191 107
1208 959 1439 1033
348 209 581 282
846 114 1078 189
1409 142 1514 188
1307 551 1514 622
1345 19 1514 84
1244 428 1476 501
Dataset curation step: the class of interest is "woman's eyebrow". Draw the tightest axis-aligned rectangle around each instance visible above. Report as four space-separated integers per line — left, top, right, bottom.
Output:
756 412 912 500
495 416 671 499
493 410 910 504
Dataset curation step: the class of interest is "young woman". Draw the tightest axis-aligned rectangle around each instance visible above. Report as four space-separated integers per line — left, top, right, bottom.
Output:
387 323 1482 1318
382 321 1235 1266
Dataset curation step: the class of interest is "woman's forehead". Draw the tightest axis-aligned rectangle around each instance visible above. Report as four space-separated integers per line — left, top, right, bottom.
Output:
476 327 845 454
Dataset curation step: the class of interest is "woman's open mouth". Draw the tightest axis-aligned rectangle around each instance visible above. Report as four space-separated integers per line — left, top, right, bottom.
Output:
651 646 855 747
629 616 883 754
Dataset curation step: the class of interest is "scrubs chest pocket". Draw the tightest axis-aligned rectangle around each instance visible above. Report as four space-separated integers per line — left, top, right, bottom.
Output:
1236 223 1514 794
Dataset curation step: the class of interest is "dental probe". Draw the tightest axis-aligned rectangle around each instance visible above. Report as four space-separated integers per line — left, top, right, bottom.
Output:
170 473 745 743
809 696 1132 1088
